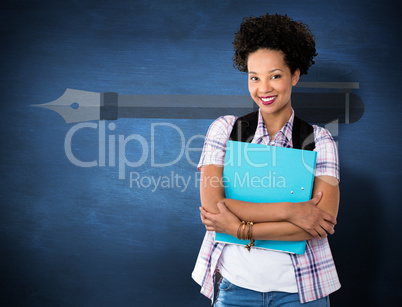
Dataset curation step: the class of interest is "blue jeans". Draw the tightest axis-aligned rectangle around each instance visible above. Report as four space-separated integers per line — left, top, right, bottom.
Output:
214 277 330 307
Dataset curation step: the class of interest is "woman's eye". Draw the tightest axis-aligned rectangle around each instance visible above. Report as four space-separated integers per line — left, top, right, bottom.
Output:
271 74 281 80
250 76 259 81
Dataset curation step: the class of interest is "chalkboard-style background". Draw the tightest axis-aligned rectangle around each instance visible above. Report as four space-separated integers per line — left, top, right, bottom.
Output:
1 0 401 306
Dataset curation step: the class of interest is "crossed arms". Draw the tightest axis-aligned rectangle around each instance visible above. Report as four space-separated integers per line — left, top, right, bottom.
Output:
199 164 339 241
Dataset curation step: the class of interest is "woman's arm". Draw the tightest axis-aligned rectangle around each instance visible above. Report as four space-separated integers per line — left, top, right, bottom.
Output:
200 202 315 241
200 164 337 238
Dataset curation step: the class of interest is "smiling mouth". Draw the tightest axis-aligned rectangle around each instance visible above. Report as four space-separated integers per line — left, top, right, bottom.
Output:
260 96 277 105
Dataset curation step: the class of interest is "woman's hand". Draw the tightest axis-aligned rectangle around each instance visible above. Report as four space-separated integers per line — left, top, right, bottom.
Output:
286 192 337 238
200 201 241 236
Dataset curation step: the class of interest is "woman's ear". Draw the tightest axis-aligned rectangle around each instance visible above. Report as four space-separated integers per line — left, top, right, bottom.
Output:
291 69 301 86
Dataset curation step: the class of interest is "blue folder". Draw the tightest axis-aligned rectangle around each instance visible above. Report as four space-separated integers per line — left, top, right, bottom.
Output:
214 140 317 254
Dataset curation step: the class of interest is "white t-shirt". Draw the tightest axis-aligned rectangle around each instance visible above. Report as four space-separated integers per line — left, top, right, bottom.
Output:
218 245 298 293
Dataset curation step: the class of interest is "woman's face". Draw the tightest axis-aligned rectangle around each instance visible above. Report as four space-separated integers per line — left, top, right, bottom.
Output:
247 49 300 118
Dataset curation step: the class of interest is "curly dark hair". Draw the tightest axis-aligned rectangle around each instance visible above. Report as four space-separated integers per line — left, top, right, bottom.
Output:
233 13 317 75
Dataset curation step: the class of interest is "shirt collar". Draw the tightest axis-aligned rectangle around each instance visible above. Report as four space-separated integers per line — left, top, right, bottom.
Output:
255 108 295 143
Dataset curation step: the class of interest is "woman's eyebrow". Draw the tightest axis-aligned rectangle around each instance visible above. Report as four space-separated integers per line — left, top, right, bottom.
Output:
248 68 284 74
268 68 284 73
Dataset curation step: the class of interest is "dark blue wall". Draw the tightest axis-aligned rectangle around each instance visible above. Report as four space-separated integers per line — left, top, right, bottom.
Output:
1 0 401 306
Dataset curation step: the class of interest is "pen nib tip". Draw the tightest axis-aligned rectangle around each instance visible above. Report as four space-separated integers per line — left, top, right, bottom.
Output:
31 88 101 123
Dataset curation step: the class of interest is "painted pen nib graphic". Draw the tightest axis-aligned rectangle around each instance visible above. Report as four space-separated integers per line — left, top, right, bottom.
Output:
32 88 101 123
32 83 364 124
32 89 257 123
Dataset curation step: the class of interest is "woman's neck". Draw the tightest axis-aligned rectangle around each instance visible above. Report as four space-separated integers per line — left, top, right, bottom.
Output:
261 105 292 139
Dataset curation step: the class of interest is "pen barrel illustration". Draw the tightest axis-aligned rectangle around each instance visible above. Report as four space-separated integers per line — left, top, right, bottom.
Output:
99 92 363 124
100 92 119 120
291 92 363 124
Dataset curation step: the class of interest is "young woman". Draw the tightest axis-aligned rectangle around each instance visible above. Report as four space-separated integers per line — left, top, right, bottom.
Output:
192 13 340 306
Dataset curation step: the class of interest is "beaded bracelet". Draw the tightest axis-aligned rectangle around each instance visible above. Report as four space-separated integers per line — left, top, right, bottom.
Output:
245 222 255 252
237 221 246 240
236 221 255 252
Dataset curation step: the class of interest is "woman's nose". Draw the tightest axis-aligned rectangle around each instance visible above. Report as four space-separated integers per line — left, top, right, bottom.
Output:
259 80 273 93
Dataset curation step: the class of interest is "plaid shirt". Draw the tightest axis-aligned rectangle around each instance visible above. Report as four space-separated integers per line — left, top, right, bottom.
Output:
192 109 341 303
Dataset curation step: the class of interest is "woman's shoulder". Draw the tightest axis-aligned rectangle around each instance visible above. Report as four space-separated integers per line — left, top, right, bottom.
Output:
312 124 338 154
205 115 238 136
312 124 335 141
210 115 238 127
206 115 237 141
